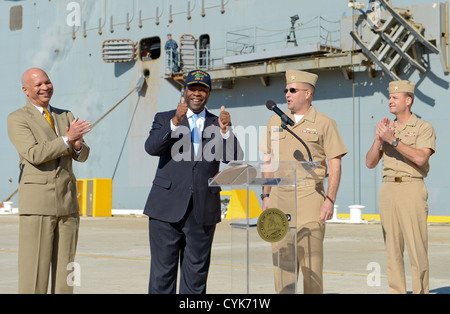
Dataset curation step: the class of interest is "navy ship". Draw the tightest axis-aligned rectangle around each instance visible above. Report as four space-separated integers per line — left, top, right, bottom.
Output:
1 0 449 222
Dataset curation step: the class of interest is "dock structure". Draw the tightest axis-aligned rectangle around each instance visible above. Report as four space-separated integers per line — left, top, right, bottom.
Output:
1 215 450 294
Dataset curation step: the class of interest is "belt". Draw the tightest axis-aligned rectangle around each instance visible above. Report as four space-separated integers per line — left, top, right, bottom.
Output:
383 177 423 183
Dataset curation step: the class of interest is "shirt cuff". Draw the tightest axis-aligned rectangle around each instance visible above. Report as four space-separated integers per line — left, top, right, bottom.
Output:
170 119 179 131
63 136 82 156
221 129 230 139
62 135 70 148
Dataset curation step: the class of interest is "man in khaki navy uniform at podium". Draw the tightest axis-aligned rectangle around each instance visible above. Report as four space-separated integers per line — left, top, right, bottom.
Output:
366 80 435 294
260 70 347 294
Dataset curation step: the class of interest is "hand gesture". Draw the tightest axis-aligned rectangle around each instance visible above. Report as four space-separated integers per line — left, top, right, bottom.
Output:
66 118 91 151
173 97 188 126
218 106 231 134
375 118 389 142
376 118 395 143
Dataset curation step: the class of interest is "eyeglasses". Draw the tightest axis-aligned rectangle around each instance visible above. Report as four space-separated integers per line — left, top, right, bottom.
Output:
284 88 308 94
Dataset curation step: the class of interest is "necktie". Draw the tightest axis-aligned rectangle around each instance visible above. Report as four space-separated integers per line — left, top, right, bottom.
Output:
191 114 200 154
43 107 56 133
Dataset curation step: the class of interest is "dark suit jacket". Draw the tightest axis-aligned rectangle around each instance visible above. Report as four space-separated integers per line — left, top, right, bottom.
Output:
144 109 242 226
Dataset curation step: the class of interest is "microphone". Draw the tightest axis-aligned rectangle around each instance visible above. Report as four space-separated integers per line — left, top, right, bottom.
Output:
266 100 295 127
265 100 313 162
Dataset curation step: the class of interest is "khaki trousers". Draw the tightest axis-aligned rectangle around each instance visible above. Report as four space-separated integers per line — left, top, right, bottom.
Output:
379 180 429 294
18 214 79 294
270 181 326 294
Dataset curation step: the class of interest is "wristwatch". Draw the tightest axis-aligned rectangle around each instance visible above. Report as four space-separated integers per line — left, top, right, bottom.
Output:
260 194 270 200
391 138 400 147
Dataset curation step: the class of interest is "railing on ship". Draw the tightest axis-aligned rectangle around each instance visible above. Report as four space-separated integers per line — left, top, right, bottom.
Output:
165 47 224 74
165 16 341 75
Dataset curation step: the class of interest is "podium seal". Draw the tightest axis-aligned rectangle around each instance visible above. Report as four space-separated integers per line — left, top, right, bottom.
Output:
257 208 289 243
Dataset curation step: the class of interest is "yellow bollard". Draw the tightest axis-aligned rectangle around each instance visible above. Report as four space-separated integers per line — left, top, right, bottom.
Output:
77 179 112 217
221 189 262 220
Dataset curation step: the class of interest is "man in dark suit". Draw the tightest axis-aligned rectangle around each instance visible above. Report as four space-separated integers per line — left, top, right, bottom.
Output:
144 70 242 294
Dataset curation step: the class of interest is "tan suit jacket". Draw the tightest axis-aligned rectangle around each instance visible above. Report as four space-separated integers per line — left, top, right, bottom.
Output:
7 100 90 217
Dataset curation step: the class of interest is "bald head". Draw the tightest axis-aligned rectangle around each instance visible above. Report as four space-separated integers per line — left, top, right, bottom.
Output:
21 68 48 86
22 68 54 108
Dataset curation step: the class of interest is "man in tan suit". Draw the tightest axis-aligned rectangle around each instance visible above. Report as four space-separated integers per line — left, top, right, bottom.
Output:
7 68 91 294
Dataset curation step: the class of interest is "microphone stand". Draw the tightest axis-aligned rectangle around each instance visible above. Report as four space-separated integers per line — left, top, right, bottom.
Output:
280 121 313 163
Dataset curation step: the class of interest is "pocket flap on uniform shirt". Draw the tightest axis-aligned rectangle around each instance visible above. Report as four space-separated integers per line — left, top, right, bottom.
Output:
23 175 47 185
271 130 286 141
401 136 417 146
303 133 319 142
153 176 172 189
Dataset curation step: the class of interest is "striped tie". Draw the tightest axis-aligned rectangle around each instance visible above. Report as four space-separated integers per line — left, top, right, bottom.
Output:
43 107 56 133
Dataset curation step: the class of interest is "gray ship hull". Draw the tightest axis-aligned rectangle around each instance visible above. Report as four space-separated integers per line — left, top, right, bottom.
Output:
1 0 449 221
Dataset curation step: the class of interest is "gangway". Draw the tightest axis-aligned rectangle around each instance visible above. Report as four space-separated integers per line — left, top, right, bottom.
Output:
350 0 439 81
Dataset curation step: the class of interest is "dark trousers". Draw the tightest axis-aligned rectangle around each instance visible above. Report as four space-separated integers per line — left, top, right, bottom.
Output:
148 202 216 294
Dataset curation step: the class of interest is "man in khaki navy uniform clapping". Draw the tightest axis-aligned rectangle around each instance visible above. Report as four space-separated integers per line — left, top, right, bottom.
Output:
366 80 436 294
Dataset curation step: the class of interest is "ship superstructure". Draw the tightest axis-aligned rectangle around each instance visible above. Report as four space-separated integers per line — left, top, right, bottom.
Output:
1 0 449 221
